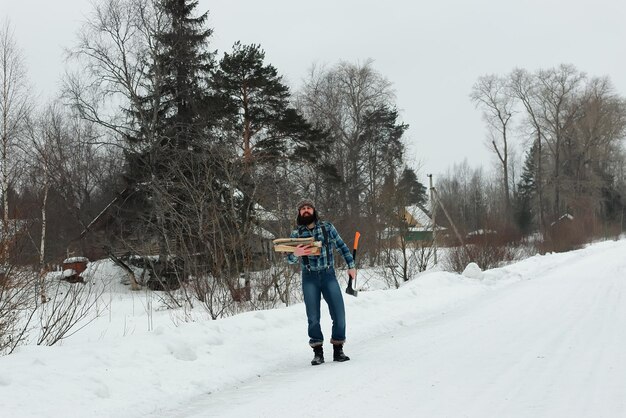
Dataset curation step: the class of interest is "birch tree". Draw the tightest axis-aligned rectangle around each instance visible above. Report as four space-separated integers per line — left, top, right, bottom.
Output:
0 20 32 264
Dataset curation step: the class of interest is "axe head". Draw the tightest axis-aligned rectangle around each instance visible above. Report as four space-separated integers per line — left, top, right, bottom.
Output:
345 278 358 297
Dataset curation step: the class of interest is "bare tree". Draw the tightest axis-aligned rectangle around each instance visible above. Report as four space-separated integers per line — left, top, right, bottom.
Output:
297 60 395 219
535 65 586 219
435 160 491 233
471 74 515 221
509 68 548 232
509 65 626 235
64 0 166 146
0 20 33 264
24 102 120 261
565 77 626 216
22 115 52 301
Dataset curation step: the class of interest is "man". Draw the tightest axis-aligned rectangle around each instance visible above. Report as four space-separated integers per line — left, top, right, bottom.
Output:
286 199 357 365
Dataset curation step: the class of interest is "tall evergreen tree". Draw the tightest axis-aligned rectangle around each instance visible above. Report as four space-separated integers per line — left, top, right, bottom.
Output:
124 0 219 183
397 168 427 206
515 142 539 234
361 105 408 220
212 42 323 166
135 0 215 148
116 0 226 270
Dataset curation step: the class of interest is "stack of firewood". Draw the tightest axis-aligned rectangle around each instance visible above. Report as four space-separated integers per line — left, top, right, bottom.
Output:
273 237 322 255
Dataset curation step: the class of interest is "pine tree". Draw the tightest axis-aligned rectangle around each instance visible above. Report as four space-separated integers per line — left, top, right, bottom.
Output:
211 41 327 256
117 0 227 273
515 142 539 234
397 168 427 206
212 41 323 166
124 0 219 179
147 0 216 146
361 105 409 218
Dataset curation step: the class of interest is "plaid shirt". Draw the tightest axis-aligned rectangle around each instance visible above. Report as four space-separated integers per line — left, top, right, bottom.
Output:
287 221 355 271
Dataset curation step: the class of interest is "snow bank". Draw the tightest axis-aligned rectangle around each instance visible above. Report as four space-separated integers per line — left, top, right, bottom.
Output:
2 238 625 417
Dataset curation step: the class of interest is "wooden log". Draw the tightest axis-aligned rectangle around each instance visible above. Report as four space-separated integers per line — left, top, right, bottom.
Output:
274 244 321 255
272 240 322 248
273 237 316 245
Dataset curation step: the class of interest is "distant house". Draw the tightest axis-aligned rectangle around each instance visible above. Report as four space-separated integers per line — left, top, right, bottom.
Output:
383 203 445 243
403 204 446 242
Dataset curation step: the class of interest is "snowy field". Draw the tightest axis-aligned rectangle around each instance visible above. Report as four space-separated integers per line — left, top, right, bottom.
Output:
2 238 626 417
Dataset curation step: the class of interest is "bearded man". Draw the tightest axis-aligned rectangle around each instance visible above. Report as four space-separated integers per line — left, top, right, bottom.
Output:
286 199 357 365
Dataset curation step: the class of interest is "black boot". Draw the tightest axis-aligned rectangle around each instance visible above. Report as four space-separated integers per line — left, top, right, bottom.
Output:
333 344 350 362
311 345 324 366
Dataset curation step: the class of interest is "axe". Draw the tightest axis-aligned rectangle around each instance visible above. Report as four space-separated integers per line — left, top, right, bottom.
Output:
345 231 360 297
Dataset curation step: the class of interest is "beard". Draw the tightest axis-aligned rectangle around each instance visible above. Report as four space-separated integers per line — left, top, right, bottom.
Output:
297 211 318 226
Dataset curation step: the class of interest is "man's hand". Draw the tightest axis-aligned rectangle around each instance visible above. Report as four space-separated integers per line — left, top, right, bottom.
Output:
348 268 357 280
294 244 313 257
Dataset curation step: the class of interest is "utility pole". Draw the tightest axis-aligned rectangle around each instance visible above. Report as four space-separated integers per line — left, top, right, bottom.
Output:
428 174 437 265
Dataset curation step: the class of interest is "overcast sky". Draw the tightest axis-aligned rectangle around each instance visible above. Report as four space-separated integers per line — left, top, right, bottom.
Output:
4 0 626 179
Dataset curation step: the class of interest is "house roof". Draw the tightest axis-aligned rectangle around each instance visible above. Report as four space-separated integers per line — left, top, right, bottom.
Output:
254 204 280 221
405 205 430 227
403 203 446 231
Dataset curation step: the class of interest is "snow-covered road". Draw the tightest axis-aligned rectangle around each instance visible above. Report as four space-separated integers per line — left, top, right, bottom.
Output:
166 241 626 418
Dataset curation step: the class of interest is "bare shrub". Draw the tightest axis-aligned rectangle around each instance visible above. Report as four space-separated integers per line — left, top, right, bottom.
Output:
379 248 403 289
0 269 38 355
380 237 435 288
187 274 236 320
540 215 589 253
36 275 107 346
414 242 436 273
252 263 300 308
444 229 519 273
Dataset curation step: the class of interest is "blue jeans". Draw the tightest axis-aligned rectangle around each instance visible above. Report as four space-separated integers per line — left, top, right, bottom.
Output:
301 268 346 346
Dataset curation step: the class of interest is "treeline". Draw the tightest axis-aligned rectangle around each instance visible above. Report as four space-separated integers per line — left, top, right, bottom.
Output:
0 0 423 276
3 2 624 278
436 64 626 250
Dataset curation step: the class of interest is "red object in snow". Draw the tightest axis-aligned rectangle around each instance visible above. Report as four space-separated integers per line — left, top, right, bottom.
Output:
62 257 89 283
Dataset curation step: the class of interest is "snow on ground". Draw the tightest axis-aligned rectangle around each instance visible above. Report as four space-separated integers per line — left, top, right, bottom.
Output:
2 238 626 417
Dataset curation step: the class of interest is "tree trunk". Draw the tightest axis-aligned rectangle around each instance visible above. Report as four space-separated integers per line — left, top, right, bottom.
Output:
39 183 49 303
536 133 547 234
1 124 8 265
